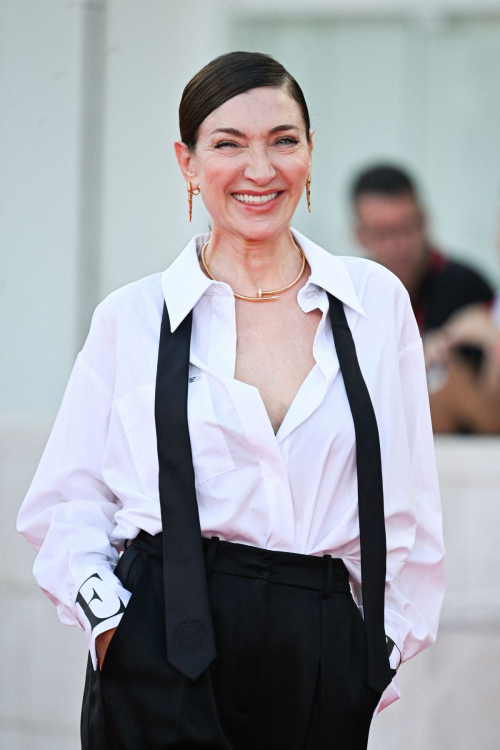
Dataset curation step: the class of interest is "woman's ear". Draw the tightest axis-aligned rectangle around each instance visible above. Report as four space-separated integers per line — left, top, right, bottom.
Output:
307 129 314 177
308 129 315 157
174 141 198 186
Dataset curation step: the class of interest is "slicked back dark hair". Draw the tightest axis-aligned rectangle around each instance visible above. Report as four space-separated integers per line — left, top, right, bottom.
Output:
351 164 419 205
179 51 311 151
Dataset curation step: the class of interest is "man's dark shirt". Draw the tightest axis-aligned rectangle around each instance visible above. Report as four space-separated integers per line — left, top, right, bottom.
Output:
413 248 494 334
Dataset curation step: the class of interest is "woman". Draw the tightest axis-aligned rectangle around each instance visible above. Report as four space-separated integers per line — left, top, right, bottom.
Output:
17 52 445 750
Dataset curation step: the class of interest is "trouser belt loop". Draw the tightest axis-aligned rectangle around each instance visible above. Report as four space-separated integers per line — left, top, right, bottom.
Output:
322 554 333 599
205 536 220 576
124 538 131 550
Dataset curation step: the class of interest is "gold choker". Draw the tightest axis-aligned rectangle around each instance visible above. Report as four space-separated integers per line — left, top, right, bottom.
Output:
200 240 306 302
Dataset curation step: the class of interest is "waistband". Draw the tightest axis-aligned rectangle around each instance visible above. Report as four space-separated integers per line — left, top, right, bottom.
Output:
131 529 350 595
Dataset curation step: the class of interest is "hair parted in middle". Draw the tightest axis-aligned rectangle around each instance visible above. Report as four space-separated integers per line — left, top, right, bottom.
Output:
179 51 311 151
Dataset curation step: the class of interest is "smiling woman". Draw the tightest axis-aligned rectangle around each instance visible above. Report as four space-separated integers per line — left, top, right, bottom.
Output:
17 51 445 750
175 84 312 247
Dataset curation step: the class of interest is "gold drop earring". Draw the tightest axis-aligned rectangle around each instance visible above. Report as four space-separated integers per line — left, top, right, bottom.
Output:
306 174 312 213
187 181 201 222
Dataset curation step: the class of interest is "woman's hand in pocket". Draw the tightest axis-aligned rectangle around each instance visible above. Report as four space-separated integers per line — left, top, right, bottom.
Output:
96 627 118 669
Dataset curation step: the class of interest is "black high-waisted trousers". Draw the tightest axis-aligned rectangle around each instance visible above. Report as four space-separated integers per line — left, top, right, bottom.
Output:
81 531 381 750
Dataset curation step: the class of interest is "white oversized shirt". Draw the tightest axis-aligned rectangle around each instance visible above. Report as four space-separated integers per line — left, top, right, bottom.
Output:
17 229 445 714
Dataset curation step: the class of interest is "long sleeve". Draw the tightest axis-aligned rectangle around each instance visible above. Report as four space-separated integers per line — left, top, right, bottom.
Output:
17 301 131 669
375 294 446 713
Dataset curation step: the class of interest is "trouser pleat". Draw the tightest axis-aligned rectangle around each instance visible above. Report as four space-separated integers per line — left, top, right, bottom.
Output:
242 582 322 750
318 594 380 750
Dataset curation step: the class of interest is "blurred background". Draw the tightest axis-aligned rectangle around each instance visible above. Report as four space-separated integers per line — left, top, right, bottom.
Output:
1 0 500 747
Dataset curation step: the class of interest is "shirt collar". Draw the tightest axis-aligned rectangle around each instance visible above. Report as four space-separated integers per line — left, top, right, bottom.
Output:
162 229 366 332
291 228 367 318
161 233 217 332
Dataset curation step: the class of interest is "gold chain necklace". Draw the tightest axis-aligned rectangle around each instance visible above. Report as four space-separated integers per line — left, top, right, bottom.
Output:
200 240 306 302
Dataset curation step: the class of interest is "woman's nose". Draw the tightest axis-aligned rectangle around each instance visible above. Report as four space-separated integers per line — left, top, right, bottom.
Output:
243 148 277 185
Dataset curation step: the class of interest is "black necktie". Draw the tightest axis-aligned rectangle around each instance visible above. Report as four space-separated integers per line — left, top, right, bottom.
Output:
328 293 392 695
155 305 216 681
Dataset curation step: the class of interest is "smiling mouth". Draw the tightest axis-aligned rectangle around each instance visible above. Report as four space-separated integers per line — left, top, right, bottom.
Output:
232 191 281 204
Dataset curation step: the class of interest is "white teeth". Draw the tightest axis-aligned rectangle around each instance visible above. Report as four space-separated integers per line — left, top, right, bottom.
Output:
233 192 279 204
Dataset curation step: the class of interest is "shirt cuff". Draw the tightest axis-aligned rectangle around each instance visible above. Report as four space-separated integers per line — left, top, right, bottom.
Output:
372 626 403 717
75 565 132 670
386 633 402 672
383 606 412 667
354 598 403 673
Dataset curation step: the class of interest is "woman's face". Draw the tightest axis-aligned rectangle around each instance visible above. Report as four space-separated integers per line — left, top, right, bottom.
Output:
176 86 313 242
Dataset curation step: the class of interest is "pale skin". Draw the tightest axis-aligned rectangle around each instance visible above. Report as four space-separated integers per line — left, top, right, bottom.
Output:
97 85 315 667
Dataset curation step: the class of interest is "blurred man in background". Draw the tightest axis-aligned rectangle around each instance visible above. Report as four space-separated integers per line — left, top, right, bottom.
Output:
351 164 494 333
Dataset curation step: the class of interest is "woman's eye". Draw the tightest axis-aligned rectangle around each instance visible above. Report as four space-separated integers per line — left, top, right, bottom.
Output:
275 137 299 146
214 141 239 149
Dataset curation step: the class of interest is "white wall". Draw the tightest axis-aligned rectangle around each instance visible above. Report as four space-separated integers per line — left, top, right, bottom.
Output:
0 0 84 418
235 0 500 14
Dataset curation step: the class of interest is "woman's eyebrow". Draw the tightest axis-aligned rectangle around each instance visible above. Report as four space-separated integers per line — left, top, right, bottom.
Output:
210 127 246 137
268 124 300 135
